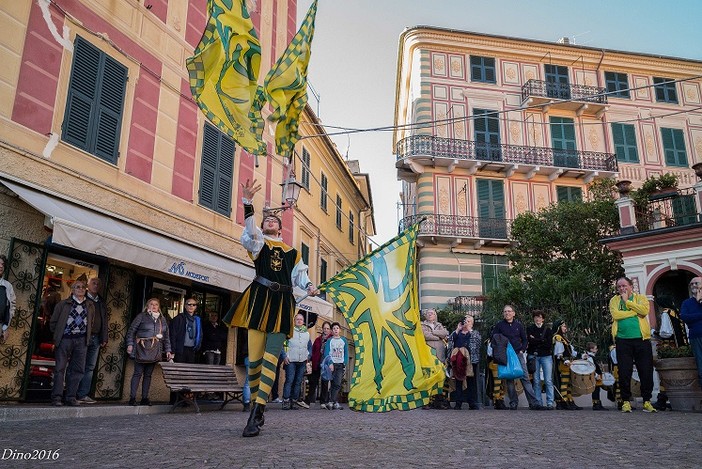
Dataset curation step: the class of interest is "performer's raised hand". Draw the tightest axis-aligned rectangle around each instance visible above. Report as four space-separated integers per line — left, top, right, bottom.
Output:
242 178 262 200
306 284 320 297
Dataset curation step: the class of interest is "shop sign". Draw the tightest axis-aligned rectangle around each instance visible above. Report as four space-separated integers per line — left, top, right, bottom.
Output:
168 261 210 283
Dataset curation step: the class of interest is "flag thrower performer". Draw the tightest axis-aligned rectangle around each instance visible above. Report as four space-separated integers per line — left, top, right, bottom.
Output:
224 179 318 437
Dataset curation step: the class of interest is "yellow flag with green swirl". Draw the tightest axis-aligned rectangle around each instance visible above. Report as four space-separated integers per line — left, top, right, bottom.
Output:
319 224 446 412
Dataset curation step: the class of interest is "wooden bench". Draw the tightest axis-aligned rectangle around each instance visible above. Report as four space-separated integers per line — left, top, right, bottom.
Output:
159 362 244 413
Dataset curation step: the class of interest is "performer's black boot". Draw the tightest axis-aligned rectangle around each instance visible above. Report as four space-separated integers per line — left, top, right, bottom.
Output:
254 403 265 427
242 403 263 437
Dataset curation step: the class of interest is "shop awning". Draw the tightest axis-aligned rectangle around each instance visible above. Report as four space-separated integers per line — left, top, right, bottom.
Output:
2 180 255 292
293 287 334 320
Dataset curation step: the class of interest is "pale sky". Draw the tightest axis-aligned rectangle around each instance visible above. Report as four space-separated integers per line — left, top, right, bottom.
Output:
296 0 702 245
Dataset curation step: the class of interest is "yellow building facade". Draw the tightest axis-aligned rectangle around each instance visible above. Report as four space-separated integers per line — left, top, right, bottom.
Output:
394 27 701 310
0 1 371 404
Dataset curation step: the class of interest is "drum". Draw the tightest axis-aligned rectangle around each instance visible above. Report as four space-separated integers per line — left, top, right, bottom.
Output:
602 372 615 388
570 359 596 396
631 369 641 397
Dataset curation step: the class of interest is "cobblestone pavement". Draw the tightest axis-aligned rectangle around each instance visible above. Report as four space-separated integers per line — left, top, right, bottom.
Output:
1 403 700 469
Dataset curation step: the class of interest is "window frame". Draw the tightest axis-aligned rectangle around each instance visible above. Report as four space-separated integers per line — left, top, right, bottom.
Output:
653 77 678 104
320 172 328 212
661 127 688 167
198 123 235 216
62 36 128 164
470 55 496 84
348 212 354 245
335 194 342 230
604 71 630 99
611 123 639 163
301 147 311 190
481 254 508 295
556 186 583 203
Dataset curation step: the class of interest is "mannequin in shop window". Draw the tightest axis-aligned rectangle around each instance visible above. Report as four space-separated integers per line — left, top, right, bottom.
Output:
223 179 319 438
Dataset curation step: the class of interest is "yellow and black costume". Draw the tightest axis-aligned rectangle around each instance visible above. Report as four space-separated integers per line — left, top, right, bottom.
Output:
552 321 581 410
224 202 313 437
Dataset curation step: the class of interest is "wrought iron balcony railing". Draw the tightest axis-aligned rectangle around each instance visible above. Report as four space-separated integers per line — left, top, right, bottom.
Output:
449 296 487 316
521 79 608 104
396 135 618 172
400 213 512 240
634 187 701 232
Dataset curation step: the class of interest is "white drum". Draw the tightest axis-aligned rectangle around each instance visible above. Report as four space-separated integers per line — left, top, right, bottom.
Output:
602 372 615 387
570 359 596 396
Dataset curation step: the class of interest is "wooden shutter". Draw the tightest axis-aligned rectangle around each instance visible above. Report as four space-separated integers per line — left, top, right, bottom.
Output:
63 37 101 150
200 124 219 210
94 55 127 163
216 134 235 215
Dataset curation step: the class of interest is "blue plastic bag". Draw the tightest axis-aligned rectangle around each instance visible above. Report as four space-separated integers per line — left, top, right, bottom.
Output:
321 355 334 381
497 343 524 380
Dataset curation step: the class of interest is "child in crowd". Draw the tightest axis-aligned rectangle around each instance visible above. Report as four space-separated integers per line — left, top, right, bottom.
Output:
323 322 348 410
583 342 608 410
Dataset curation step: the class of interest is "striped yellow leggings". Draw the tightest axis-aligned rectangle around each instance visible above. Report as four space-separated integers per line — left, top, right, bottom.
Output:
247 329 286 406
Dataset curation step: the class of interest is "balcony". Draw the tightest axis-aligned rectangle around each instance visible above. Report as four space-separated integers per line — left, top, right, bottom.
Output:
634 187 701 233
521 79 608 116
399 213 512 247
396 135 618 181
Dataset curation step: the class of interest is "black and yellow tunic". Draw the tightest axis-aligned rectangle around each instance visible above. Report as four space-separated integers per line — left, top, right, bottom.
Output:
224 205 307 338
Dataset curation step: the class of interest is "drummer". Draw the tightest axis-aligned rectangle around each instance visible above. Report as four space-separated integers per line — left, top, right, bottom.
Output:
552 320 581 410
583 342 607 410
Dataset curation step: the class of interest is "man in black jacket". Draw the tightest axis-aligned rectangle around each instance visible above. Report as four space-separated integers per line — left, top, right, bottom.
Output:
526 310 555 410
493 305 544 410
75 277 108 404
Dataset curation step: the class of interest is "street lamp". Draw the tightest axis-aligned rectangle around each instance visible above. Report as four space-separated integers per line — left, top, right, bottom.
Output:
263 174 305 216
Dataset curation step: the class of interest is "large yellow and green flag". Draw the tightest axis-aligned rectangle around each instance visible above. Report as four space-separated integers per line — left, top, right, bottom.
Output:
261 0 318 158
186 0 266 155
319 224 446 412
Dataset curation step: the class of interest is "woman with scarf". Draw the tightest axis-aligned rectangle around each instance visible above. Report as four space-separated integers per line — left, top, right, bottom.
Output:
126 298 172 405
281 313 312 409
448 315 481 410
552 320 581 410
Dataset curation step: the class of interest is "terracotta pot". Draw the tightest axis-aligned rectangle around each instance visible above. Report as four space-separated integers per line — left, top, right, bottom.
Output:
693 162 702 181
615 180 632 197
654 357 702 412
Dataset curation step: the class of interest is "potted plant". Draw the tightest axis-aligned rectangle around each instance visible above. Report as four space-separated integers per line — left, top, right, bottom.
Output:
654 342 702 412
644 173 679 200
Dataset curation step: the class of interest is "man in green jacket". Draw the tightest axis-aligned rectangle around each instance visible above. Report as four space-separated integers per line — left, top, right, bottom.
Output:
609 276 656 413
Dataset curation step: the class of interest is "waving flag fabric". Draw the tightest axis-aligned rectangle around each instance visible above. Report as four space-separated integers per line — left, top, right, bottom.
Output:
186 0 266 155
262 0 318 157
319 224 446 412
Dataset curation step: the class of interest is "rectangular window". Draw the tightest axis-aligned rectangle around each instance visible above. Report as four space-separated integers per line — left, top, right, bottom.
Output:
62 36 127 164
348 212 354 244
661 128 688 166
336 195 342 230
550 117 578 168
199 123 235 216
604 72 630 98
653 77 678 103
301 148 311 189
470 56 496 83
320 259 328 284
556 186 583 203
473 108 501 161
476 179 507 239
544 64 570 99
481 254 508 294
301 242 309 265
320 173 328 212
611 123 639 163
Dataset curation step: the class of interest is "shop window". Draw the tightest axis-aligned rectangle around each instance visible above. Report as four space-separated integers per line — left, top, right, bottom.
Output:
62 36 127 164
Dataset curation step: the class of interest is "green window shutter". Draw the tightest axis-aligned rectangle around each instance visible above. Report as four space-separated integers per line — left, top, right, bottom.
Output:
662 128 687 166
94 55 127 163
301 243 309 265
477 179 506 239
477 179 491 218
62 37 126 164
63 37 101 151
320 259 327 283
624 124 639 162
216 134 235 215
672 195 697 226
200 124 219 210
